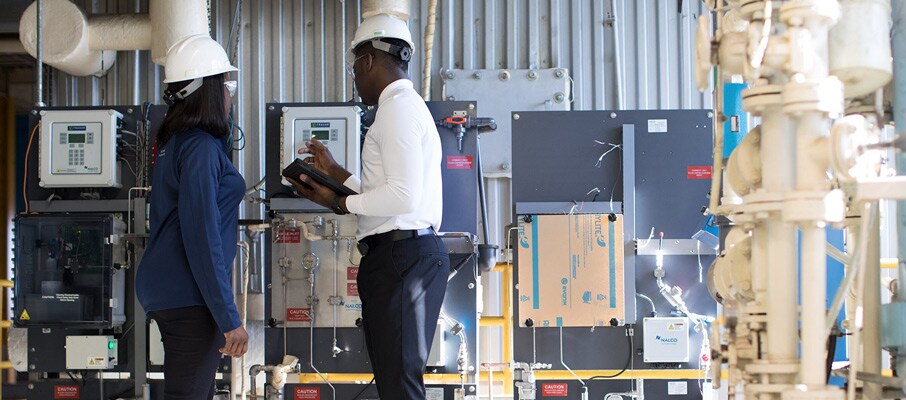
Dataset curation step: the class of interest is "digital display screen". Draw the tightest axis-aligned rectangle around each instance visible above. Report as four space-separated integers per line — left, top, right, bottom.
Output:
68 125 87 131
311 122 331 128
311 130 330 141
68 133 86 143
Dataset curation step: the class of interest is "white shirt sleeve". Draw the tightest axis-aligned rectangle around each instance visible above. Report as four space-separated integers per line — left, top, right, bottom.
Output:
345 117 425 217
343 175 362 193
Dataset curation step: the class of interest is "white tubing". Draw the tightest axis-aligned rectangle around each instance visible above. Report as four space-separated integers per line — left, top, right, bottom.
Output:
862 207 882 399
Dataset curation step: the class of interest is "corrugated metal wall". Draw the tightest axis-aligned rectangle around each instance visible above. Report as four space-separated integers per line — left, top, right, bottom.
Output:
49 0 713 188
39 0 715 375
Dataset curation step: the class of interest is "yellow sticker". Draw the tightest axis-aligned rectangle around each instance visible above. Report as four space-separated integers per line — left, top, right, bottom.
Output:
19 309 30 321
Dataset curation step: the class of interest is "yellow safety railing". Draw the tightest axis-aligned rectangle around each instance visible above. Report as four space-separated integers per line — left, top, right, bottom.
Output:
0 279 14 399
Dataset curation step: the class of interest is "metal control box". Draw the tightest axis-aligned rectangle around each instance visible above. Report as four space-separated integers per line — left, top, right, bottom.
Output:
65 335 118 369
280 106 361 187
643 317 691 363
39 109 122 188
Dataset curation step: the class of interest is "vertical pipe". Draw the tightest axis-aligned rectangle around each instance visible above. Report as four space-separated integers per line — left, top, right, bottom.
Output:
892 0 906 311
611 0 624 110
797 112 831 386
35 0 44 107
862 210 882 398
761 106 799 373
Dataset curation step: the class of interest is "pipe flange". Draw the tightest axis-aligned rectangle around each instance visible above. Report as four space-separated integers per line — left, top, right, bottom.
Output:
782 189 847 223
779 0 841 27
781 78 844 116
742 85 783 114
780 387 844 400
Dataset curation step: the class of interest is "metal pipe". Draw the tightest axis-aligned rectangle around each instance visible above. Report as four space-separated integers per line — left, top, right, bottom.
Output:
475 133 491 242
249 364 266 398
308 260 336 400
35 0 43 107
825 215 869 335
558 326 585 387
611 0 624 110
331 220 340 358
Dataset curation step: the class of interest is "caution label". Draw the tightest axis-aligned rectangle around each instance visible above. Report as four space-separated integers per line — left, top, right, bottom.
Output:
294 386 321 400
541 383 569 397
54 385 80 399
347 283 359 297
347 267 359 280
276 229 302 243
446 155 473 170
686 166 712 180
19 309 30 321
87 357 106 367
286 308 312 322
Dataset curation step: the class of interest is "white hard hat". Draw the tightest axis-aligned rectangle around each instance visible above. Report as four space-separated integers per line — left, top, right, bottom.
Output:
345 14 414 68
163 35 237 84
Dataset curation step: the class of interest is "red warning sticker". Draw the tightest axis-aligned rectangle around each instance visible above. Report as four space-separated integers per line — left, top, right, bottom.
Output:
286 308 311 322
446 155 473 170
347 267 359 280
295 386 321 400
347 283 359 297
686 166 713 180
55 385 81 399
276 229 301 243
541 383 569 397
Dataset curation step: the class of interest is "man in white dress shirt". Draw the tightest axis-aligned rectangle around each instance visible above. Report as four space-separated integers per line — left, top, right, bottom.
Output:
289 13 450 400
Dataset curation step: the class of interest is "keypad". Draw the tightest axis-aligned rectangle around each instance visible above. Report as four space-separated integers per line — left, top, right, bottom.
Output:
68 149 85 166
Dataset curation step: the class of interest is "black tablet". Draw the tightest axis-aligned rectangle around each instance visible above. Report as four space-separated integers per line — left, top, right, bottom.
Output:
282 158 358 196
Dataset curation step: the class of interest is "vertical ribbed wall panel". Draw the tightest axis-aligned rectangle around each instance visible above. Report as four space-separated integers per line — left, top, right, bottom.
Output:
46 0 713 197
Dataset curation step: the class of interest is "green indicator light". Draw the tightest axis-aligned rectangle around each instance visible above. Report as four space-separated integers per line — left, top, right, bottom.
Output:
108 341 115 350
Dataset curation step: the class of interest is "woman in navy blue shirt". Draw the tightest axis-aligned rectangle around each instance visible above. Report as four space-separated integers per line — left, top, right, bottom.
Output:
136 35 248 399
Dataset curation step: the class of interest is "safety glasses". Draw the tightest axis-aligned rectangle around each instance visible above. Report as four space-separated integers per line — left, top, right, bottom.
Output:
344 53 367 77
224 80 238 98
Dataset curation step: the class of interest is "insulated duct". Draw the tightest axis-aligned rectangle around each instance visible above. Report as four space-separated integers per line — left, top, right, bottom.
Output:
362 0 411 20
18 0 210 77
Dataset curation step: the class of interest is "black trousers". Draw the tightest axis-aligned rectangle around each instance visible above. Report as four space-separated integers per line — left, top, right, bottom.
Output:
148 306 224 400
357 234 450 400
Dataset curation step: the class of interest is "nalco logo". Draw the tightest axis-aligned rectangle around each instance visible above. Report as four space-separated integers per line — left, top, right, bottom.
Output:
656 335 679 344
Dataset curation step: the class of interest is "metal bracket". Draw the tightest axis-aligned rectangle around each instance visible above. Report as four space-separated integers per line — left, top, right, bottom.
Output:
636 239 718 256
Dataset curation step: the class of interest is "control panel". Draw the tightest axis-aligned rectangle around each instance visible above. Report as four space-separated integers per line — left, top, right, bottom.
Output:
280 106 361 186
643 317 691 363
65 335 118 370
39 109 122 188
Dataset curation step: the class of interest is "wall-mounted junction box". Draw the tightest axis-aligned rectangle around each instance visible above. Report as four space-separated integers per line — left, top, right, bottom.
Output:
643 317 690 363
39 109 123 188
65 335 118 370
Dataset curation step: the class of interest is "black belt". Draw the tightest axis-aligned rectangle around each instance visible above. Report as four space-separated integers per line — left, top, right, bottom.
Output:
357 228 435 256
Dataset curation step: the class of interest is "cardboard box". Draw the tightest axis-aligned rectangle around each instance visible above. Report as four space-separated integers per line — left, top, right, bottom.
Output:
517 214 625 327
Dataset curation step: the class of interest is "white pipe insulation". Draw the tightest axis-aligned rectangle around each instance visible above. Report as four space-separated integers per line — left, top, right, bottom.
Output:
362 0 411 20
18 0 210 77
